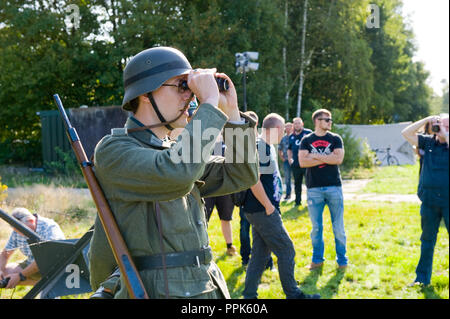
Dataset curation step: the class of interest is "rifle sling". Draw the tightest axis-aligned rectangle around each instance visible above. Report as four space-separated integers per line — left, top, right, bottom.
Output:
154 202 169 298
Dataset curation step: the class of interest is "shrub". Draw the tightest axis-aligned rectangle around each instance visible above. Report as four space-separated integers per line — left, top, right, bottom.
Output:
333 126 376 172
43 147 81 177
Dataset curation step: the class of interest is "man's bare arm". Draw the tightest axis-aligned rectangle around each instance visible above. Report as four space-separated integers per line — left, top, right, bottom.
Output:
287 149 293 165
311 148 344 165
298 150 325 168
0 249 14 276
401 116 436 147
278 149 285 162
21 261 39 277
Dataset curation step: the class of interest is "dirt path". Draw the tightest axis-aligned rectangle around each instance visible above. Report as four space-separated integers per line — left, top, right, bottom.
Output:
287 179 421 203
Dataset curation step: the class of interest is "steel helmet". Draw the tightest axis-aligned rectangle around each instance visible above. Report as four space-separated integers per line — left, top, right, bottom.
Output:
122 47 192 110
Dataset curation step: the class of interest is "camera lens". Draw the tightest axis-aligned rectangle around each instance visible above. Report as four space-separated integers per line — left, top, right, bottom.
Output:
432 125 440 133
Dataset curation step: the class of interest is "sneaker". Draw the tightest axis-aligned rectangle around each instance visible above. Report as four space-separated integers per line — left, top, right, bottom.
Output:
307 262 324 270
283 195 291 200
226 245 238 256
407 281 429 288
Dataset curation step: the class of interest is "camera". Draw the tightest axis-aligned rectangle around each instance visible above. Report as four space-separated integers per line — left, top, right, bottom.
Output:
0 277 10 288
432 124 440 133
180 77 229 92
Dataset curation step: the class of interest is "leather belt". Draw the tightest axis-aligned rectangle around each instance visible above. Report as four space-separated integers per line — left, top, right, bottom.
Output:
134 247 213 271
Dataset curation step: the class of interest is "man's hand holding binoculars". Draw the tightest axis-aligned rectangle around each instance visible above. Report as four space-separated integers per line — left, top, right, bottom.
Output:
187 68 240 122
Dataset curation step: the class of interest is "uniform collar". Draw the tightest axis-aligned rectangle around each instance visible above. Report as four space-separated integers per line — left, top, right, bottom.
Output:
125 116 172 149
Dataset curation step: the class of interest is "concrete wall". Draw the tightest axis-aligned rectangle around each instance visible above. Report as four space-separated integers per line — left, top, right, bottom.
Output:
337 123 416 166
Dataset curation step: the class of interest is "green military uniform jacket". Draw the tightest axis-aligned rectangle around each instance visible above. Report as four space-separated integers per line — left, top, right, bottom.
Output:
88 103 258 299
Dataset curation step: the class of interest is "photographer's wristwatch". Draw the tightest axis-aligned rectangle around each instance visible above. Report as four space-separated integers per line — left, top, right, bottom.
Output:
19 272 27 281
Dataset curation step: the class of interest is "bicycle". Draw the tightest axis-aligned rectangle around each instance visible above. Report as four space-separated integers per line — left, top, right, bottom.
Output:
372 147 400 166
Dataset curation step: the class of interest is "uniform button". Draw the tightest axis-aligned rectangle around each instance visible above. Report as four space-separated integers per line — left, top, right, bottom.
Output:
197 220 203 225
185 292 191 297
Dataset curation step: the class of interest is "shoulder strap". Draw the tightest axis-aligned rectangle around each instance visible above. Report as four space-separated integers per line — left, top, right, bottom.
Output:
154 202 169 298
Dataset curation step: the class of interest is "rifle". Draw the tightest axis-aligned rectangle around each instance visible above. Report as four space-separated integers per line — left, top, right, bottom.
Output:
53 94 149 299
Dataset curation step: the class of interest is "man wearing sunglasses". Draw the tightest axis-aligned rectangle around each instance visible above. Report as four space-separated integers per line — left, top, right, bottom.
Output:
298 109 348 271
88 46 258 299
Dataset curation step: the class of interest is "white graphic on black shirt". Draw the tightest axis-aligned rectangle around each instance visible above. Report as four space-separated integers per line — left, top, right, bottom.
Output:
311 140 332 168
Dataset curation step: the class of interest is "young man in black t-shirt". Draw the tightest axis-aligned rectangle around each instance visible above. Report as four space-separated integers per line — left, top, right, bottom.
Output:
299 109 348 271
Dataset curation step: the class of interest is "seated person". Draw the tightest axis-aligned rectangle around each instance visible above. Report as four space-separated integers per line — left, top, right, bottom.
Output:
0 207 65 289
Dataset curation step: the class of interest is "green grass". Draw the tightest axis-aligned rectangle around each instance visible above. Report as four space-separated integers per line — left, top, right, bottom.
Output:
209 199 448 299
359 163 420 194
1 164 448 299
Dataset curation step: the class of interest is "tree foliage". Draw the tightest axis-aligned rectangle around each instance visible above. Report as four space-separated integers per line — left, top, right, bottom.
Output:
0 0 433 164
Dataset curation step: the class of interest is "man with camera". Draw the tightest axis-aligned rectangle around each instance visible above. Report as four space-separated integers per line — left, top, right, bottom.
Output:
88 46 258 299
0 207 65 289
402 114 449 287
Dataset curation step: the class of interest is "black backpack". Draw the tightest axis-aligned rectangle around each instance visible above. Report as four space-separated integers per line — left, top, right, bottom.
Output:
231 189 248 207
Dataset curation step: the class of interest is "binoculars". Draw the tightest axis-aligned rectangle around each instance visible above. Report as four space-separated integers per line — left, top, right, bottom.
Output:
181 77 229 92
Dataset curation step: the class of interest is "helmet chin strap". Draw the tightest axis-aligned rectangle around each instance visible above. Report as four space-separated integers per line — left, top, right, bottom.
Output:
127 92 194 133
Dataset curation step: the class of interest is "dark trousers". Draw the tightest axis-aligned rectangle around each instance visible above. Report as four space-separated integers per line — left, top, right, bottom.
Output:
240 207 251 264
291 165 306 205
415 203 449 285
240 207 274 269
243 210 302 299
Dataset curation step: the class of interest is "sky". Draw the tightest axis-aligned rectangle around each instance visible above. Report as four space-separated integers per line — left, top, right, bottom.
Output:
401 0 449 95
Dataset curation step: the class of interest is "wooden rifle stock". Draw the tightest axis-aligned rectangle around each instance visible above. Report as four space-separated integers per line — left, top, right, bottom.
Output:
53 94 149 299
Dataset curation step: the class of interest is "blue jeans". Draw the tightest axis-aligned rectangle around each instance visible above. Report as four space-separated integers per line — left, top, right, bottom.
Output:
306 186 348 266
243 210 303 299
283 160 292 197
415 203 449 285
